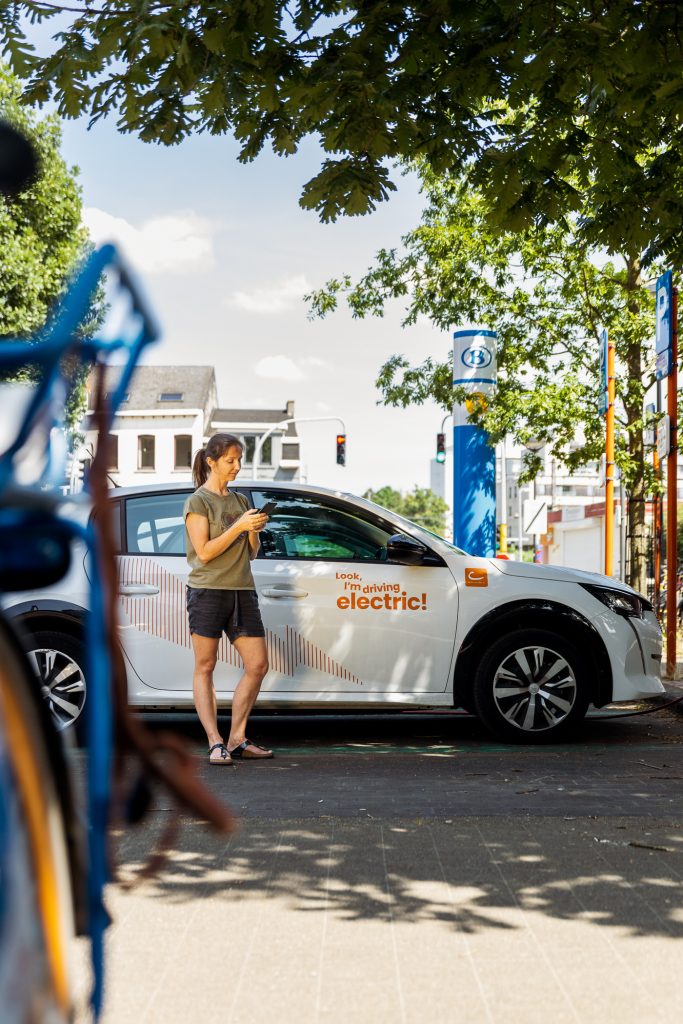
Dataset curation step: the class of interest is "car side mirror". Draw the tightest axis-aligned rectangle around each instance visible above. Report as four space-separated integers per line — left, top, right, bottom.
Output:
386 533 428 565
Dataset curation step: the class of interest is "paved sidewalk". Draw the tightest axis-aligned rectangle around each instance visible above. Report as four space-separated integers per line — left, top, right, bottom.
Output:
73 814 683 1024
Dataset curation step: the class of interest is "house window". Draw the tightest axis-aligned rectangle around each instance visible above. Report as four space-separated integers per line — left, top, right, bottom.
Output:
159 392 183 402
138 435 155 470
107 434 119 471
174 435 192 470
242 434 271 466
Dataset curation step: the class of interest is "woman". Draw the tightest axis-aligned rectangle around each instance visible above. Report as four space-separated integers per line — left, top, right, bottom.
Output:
184 433 273 764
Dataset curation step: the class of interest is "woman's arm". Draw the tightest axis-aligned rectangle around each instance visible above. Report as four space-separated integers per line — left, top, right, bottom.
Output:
186 509 267 564
247 530 261 560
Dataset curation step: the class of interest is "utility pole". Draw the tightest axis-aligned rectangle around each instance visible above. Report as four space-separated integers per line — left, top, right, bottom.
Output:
499 436 508 553
666 287 678 677
605 332 616 577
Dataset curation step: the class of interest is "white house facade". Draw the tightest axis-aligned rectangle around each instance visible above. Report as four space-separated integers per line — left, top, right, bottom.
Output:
77 366 302 488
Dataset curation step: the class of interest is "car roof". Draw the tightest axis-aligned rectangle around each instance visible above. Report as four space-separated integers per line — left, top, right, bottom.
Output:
109 479 360 502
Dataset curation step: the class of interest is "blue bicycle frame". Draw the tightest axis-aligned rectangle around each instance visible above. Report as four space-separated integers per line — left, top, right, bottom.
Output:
0 244 159 1017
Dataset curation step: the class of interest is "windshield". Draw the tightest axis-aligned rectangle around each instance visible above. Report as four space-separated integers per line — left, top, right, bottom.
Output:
347 493 468 556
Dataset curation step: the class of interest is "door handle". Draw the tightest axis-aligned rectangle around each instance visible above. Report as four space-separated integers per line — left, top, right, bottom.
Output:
261 586 308 599
118 584 160 596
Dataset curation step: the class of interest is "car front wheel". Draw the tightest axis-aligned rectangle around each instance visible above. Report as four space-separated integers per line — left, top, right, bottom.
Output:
24 630 87 737
472 628 590 743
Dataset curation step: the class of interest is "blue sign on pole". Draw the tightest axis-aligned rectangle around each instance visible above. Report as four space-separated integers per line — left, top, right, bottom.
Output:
598 328 608 416
655 270 673 380
452 329 497 556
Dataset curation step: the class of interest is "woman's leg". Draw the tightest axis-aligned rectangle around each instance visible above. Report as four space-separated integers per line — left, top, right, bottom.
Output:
191 633 222 748
228 636 269 753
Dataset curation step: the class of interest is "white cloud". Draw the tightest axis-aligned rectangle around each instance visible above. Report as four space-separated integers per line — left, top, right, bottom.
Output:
228 274 310 314
254 355 305 381
301 356 330 368
315 400 333 412
82 207 217 274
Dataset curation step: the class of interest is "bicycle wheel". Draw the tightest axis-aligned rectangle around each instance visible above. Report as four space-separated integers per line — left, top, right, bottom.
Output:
0 617 76 1022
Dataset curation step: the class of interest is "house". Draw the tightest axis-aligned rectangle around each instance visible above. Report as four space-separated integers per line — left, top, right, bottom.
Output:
76 367 301 487
79 365 216 488
209 399 301 480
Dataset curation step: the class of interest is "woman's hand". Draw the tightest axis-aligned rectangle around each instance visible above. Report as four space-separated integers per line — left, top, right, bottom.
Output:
237 509 269 534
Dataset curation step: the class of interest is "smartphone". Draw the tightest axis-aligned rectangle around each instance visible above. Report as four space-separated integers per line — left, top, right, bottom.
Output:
256 501 277 516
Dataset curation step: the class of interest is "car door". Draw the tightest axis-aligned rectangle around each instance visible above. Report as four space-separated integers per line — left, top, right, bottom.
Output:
117 488 248 693
249 489 458 695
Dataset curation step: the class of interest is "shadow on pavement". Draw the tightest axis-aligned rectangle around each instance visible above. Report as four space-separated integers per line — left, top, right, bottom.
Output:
116 814 683 941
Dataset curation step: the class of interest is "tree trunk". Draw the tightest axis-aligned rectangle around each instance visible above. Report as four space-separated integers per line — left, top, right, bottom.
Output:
624 256 648 595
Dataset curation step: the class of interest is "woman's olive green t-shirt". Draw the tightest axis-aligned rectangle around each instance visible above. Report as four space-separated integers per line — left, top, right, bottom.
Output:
183 487 255 590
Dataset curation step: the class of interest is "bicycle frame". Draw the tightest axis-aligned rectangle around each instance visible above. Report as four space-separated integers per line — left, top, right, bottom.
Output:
0 244 158 1017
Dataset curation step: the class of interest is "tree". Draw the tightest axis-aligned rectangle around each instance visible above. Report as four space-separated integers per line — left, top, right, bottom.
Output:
312 166 660 594
3 2 683 262
365 485 449 536
0 62 91 426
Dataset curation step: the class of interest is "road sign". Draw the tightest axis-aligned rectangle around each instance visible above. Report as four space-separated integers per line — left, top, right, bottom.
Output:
453 329 497 398
657 414 670 459
655 271 673 380
598 328 608 415
522 498 547 536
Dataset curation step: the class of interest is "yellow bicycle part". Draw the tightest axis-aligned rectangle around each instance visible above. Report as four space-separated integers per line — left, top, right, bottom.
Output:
0 636 74 1018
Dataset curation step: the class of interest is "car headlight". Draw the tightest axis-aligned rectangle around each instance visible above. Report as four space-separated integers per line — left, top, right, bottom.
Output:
580 583 648 618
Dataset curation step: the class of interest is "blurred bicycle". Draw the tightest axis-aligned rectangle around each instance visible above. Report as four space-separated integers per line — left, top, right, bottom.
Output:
0 123 233 1022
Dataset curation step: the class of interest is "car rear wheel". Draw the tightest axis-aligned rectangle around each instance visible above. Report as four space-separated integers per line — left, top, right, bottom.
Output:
24 631 87 738
472 628 590 743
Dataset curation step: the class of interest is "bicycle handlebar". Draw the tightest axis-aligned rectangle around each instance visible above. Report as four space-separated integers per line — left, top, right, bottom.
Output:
0 244 159 494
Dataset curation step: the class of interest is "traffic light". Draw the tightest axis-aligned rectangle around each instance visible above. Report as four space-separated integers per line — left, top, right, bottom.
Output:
336 433 346 466
436 432 446 463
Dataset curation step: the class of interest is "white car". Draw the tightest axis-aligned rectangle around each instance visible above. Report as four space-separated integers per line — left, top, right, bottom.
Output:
4 481 664 743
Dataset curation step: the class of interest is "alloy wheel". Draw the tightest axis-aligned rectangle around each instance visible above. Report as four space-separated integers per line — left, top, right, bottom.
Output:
27 647 86 731
492 645 578 732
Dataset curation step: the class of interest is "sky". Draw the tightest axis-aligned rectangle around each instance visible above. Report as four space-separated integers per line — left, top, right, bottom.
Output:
50 91 453 498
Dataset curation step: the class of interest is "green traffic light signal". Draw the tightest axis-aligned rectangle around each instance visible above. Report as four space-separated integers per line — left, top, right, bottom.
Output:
436 432 446 463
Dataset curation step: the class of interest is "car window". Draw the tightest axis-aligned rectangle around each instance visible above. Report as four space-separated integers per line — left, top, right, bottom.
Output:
251 490 395 562
125 492 190 555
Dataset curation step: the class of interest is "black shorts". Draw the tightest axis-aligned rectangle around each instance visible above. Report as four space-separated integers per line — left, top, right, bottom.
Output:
186 587 265 642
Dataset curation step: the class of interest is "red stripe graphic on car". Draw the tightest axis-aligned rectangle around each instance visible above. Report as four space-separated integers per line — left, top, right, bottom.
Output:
117 558 363 685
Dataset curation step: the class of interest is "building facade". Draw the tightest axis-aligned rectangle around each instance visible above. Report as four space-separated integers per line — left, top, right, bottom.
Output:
78 366 301 488
209 400 301 481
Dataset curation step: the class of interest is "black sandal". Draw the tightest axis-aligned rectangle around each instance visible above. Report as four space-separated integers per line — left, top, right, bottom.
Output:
228 739 273 760
208 742 234 766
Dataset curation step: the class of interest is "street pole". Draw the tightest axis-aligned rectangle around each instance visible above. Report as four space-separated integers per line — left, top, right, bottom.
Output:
653 446 661 608
652 380 663 611
666 287 678 677
517 480 523 559
452 330 497 555
499 436 508 553
605 333 615 577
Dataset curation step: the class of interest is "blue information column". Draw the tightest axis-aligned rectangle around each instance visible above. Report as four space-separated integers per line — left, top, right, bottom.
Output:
452 329 497 556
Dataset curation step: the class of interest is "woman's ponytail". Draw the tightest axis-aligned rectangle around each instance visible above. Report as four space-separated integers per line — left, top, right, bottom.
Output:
192 448 209 489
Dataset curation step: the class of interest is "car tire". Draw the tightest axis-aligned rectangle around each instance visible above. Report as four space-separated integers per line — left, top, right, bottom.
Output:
472 627 590 744
23 630 87 741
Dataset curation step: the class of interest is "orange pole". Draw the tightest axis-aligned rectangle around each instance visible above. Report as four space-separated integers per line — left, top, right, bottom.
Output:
605 335 615 576
666 288 678 676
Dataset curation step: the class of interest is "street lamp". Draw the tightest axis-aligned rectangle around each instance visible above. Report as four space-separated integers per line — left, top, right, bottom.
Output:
252 415 347 479
521 438 545 562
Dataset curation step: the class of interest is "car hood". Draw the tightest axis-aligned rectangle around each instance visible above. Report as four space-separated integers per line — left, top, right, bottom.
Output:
490 559 639 596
